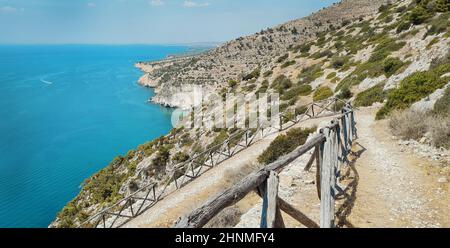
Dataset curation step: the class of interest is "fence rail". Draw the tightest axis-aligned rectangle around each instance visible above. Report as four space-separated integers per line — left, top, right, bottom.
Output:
77 97 350 228
175 103 357 228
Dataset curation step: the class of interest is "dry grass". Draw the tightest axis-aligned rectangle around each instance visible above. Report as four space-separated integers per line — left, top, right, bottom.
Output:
389 109 450 148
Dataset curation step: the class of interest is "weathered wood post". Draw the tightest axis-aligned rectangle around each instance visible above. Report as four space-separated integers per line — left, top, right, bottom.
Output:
260 171 284 228
319 125 336 228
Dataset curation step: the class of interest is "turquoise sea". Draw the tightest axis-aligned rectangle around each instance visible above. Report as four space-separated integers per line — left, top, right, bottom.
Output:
0 45 189 227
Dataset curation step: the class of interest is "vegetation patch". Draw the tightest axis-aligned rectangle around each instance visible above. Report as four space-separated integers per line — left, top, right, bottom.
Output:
313 86 334 101
257 127 316 165
281 60 296 69
298 63 324 84
242 67 261 81
281 85 312 101
376 62 450 119
270 75 293 94
354 84 386 107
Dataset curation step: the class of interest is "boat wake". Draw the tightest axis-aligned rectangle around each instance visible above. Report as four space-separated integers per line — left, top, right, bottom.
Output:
40 78 54 85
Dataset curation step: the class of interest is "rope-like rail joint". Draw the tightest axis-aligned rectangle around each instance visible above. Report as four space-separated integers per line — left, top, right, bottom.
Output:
76 97 350 228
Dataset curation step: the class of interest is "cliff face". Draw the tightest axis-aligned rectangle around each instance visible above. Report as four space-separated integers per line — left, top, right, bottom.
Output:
137 0 390 108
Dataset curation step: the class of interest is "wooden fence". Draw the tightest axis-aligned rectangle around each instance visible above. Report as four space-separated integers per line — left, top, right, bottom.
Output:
175 104 357 228
77 97 351 228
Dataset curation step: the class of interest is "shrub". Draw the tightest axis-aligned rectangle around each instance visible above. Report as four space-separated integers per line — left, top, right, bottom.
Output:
172 151 190 164
396 21 411 33
383 57 405 77
433 86 450 116
435 0 450 12
426 37 439 49
281 85 312 101
298 63 324 84
409 6 430 25
311 49 333 59
228 79 238 88
428 115 450 148
256 80 269 94
242 67 261 81
376 63 450 119
335 61 383 92
257 127 316 165
369 37 406 63
326 72 337 80
389 109 428 140
263 70 273 77
354 84 386 107
313 86 333 101
281 60 296 69
331 55 349 69
299 43 312 53
271 75 292 93
389 109 450 148
337 86 353 99
277 54 289 63
295 105 308 115
424 12 450 37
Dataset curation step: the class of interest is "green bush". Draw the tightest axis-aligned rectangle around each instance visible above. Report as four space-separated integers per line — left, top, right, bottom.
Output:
298 63 324 84
173 151 190 164
396 21 411 33
313 86 333 101
228 79 238 88
337 86 353 99
335 61 383 92
256 80 269 94
257 127 316 165
426 37 439 49
263 70 273 77
277 54 289 63
376 62 450 119
271 75 293 93
326 72 337 80
281 60 296 68
331 55 349 69
383 57 405 77
281 85 312 101
409 5 430 25
354 84 386 107
242 67 261 81
369 37 406 63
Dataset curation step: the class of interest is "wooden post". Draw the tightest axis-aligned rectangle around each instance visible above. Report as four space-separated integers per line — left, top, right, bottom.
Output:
267 171 281 228
319 127 335 228
260 171 284 228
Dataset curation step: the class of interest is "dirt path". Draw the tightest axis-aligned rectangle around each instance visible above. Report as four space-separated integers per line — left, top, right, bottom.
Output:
345 107 450 228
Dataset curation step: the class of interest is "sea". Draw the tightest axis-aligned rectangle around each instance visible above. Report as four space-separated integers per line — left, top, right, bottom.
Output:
0 45 191 227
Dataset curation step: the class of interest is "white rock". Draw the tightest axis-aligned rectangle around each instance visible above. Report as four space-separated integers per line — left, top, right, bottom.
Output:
437 177 447 183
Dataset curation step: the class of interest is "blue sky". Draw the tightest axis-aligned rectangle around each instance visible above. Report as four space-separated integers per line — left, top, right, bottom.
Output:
0 0 339 44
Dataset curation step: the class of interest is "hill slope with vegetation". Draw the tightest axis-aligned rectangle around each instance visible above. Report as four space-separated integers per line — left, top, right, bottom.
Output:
52 0 449 228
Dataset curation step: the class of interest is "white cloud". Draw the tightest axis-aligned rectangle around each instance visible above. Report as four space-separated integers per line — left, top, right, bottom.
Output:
182 1 210 8
150 0 165 6
87 3 96 8
0 6 24 13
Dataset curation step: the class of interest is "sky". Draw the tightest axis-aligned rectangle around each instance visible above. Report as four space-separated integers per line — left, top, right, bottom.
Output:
0 0 340 44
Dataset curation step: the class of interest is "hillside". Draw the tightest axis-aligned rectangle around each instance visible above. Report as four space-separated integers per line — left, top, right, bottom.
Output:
51 0 450 228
